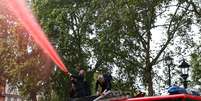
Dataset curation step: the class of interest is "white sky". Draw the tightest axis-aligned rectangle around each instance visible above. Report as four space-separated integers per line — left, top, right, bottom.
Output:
150 1 201 94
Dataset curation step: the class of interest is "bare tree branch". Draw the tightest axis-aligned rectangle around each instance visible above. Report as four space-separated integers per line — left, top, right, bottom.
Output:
151 2 190 65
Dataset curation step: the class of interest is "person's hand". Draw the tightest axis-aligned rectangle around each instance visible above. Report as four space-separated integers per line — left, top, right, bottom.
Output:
102 90 107 95
68 72 72 76
102 90 108 95
96 91 100 95
103 90 110 95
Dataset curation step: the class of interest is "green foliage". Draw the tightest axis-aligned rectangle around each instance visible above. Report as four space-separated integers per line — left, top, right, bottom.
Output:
33 0 201 97
0 0 200 100
191 53 201 85
189 0 201 89
0 7 52 100
33 0 95 99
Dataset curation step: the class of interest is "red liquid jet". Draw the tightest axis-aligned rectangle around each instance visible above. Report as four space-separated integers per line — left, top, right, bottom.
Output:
4 0 68 74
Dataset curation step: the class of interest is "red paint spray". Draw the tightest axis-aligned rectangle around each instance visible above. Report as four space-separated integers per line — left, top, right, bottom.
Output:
4 0 68 74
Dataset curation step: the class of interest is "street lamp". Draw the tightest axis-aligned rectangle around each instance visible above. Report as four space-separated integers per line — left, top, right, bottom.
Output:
178 59 190 89
165 55 173 87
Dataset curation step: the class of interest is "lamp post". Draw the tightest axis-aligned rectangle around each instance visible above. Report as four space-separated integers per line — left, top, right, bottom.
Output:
165 55 173 87
178 60 190 89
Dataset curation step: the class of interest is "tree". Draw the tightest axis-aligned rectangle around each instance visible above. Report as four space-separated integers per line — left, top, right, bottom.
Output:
191 52 201 86
32 0 200 96
32 0 95 100
189 0 201 91
90 0 196 95
0 5 52 101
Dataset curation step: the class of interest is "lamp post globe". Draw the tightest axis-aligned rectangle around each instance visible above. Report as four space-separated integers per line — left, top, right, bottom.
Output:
178 59 190 89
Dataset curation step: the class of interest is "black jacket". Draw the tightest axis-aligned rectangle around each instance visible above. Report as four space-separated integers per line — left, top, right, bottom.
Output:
70 74 90 97
95 74 112 92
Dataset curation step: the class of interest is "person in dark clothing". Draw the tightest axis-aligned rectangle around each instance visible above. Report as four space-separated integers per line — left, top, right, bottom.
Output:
69 65 90 98
135 91 145 97
95 74 112 95
69 76 77 98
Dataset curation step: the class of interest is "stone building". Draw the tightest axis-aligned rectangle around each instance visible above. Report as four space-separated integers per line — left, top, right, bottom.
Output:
0 80 22 101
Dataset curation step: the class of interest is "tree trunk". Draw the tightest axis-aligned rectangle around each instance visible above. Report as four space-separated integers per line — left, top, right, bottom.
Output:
144 30 154 96
147 66 154 96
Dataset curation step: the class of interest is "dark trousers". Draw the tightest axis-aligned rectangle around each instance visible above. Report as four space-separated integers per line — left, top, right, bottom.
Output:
69 96 98 101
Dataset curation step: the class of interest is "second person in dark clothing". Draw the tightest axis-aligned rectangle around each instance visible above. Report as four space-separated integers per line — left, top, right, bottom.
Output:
95 74 112 96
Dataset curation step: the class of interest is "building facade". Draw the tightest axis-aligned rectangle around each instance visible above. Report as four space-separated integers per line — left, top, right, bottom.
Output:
0 81 22 101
